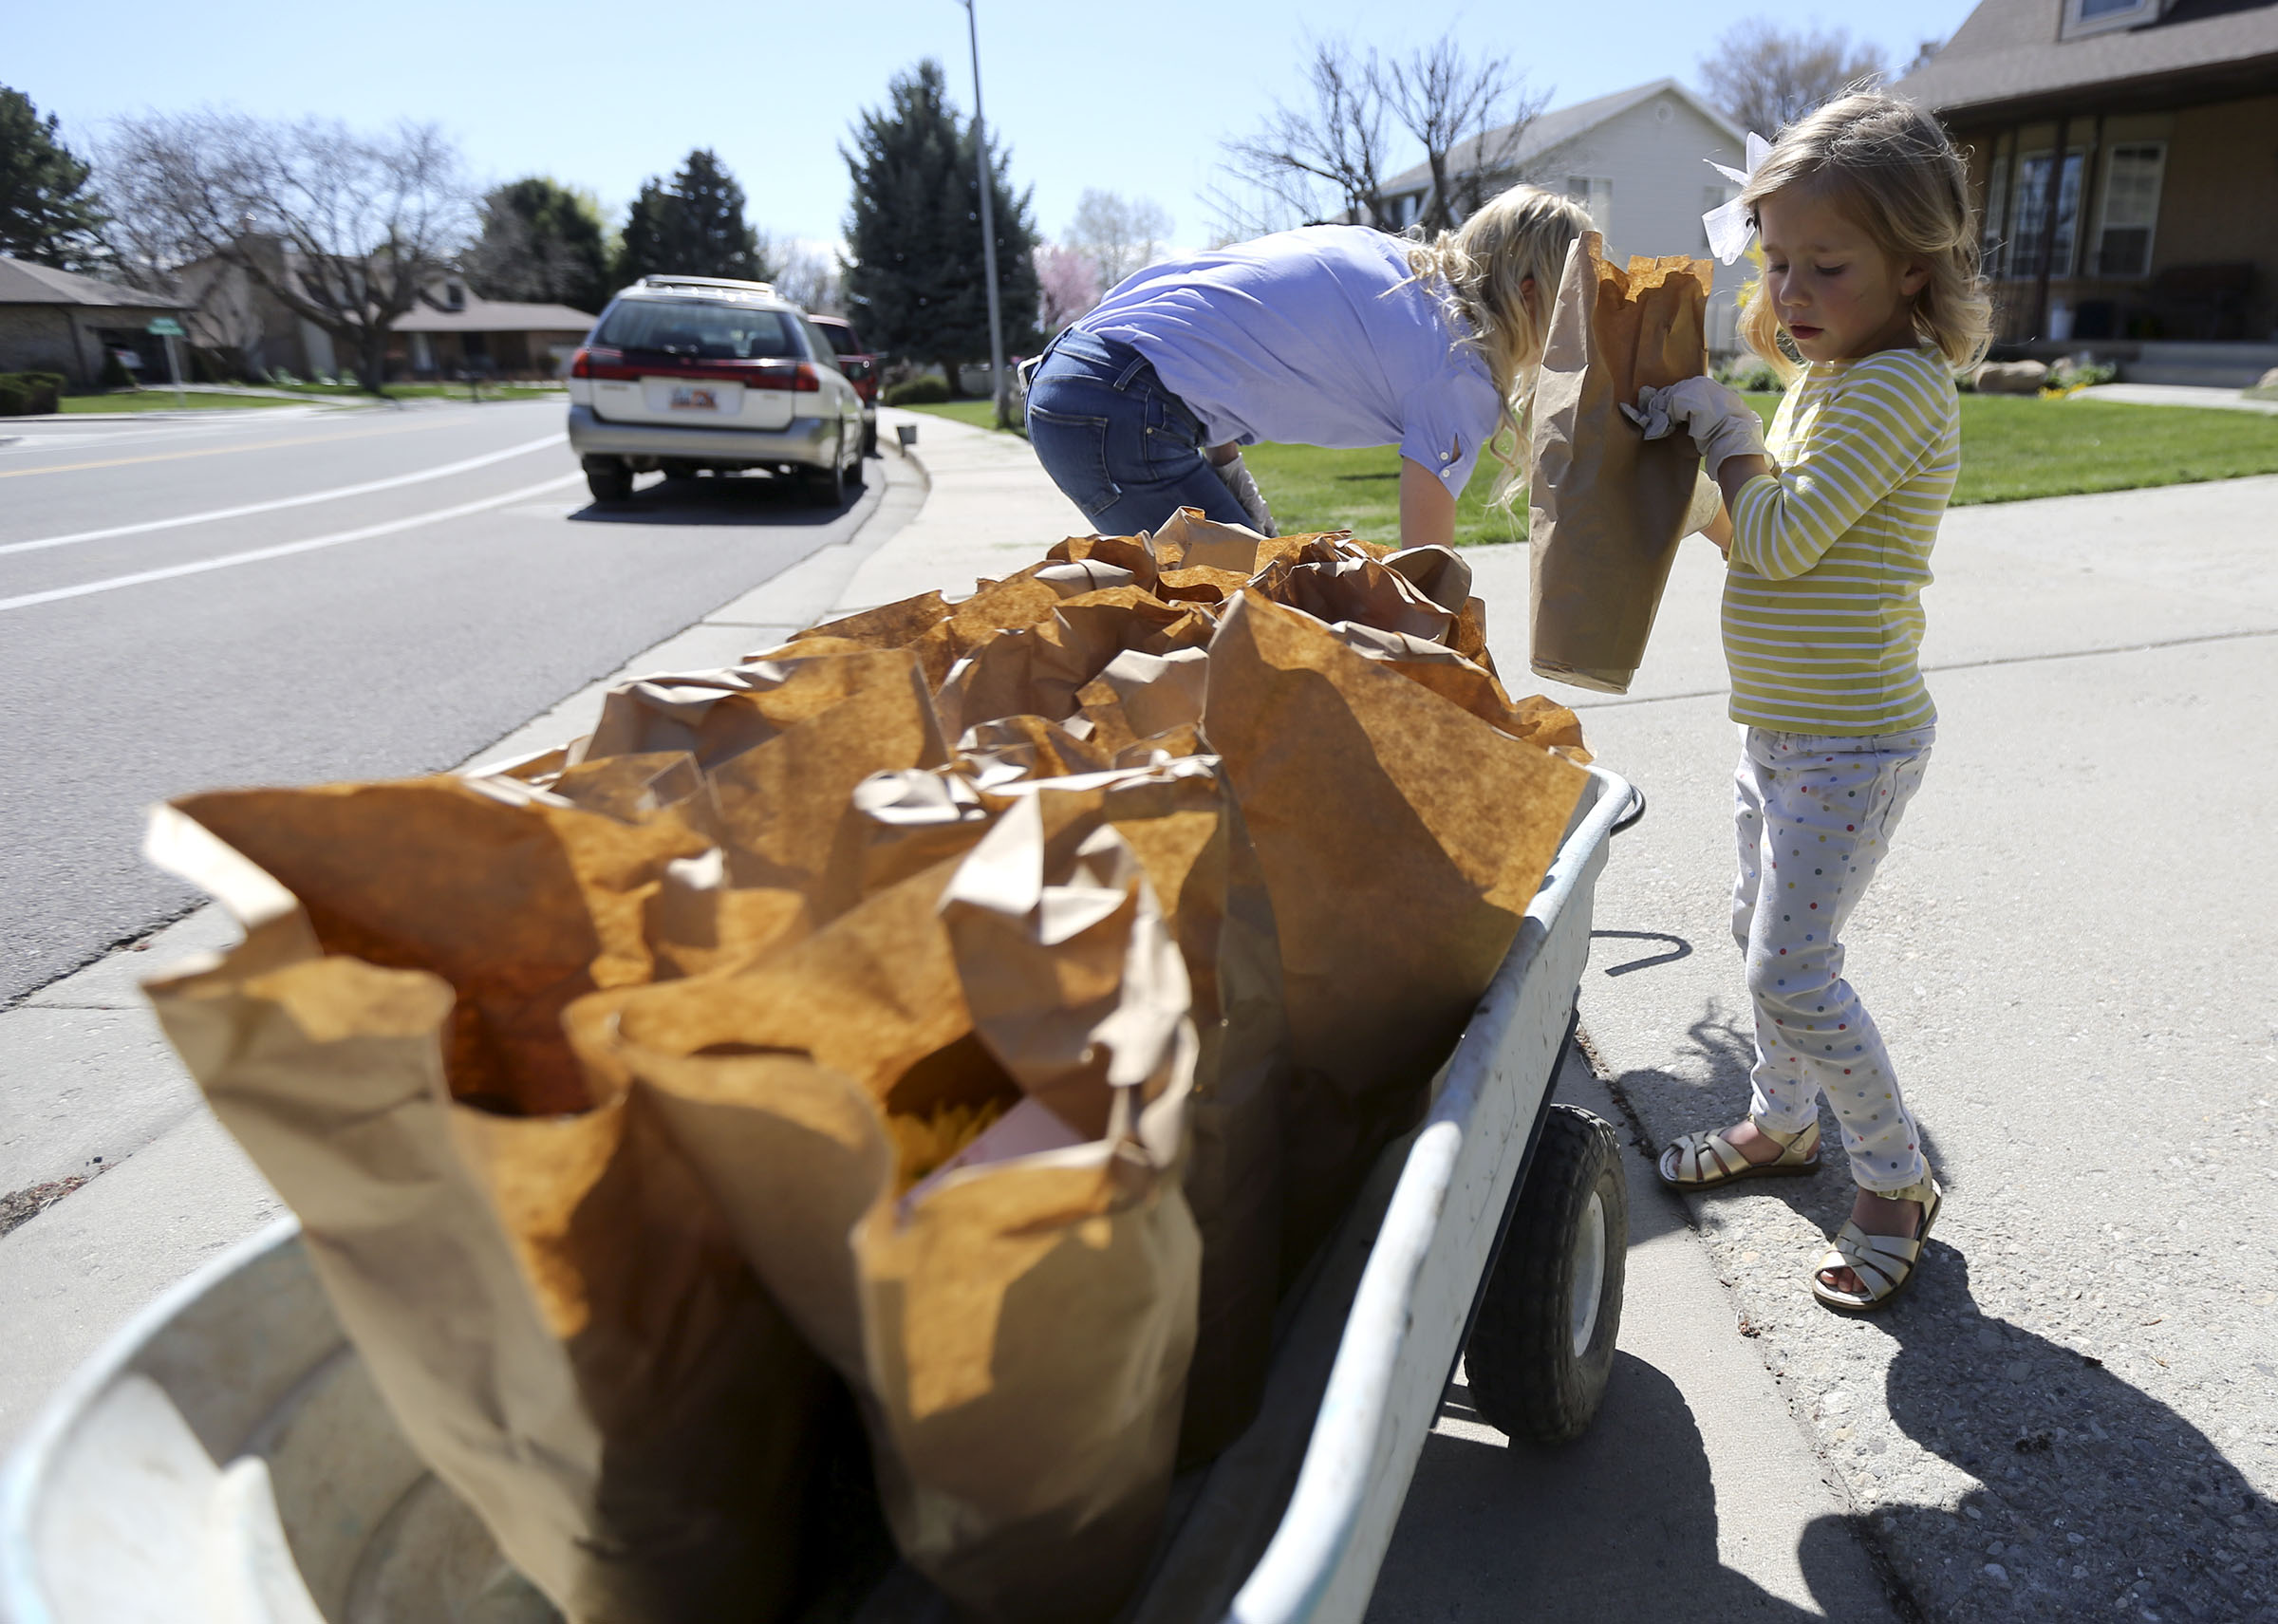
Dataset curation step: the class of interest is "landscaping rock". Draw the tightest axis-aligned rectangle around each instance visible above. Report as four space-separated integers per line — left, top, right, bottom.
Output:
1974 361 2049 395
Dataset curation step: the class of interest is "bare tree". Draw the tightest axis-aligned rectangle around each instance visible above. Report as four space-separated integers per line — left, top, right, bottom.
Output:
1213 34 1543 243
1698 19 1888 138
101 111 474 390
1379 33 1546 233
769 237 845 314
1213 39 1394 239
1067 189 1172 289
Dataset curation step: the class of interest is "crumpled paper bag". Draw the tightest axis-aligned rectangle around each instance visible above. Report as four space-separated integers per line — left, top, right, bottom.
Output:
570 808 1201 1624
1528 230 1711 693
1202 590 1593 1273
140 781 828 1624
577 648 949 921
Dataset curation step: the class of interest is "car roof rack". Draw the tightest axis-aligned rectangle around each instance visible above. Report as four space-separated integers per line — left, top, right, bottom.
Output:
631 275 779 299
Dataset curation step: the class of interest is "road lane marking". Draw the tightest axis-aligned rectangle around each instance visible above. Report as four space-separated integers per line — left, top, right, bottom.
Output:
0 434 569 557
0 474 583 614
0 413 527 479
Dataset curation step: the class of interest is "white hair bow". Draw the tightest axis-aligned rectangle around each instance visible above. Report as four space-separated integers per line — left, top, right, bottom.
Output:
1702 132 1773 265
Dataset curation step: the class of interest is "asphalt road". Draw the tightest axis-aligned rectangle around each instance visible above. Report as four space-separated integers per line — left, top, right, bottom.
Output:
0 401 878 1005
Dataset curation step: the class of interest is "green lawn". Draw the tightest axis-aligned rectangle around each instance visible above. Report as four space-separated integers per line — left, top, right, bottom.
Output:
909 388 2278 544
1246 441 1524 549
56 389 307 413
1256 394 2278 545
267 382 567 401
1744 391 2278 506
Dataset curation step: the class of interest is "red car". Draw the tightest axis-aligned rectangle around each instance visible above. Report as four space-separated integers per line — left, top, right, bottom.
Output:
809 315 880 455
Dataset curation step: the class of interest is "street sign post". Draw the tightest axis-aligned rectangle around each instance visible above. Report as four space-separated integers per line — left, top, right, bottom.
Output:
147 317 187 407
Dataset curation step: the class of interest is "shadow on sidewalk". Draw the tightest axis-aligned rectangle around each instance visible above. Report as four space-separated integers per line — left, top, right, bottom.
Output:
1869 1248 2277 1618
1369 1353 1877 1621
1606 1002 2278 1618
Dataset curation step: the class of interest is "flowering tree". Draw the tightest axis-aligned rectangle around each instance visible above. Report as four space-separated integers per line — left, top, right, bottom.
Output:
1034 243 1101 339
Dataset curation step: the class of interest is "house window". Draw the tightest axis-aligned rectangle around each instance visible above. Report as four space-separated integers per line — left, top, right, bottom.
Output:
2063 0 2149 37
2093 142 2165 278
1565 177 1613 240
1998 149 2085 280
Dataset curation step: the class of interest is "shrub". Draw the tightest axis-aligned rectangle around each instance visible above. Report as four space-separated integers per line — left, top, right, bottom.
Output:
1716 357 1786 392
99 351 136 390
0 372 64 415
2047 354 2118 391
883 375 951 406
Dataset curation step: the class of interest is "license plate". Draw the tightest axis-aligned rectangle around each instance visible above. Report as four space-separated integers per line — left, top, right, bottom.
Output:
669 385 719 410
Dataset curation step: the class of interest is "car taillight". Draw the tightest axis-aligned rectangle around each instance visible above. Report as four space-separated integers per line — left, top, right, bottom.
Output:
570 345 622 379
750 362 822 392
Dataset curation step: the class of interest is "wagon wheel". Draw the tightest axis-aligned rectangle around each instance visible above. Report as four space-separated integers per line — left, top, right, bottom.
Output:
1464 1104 1627 1445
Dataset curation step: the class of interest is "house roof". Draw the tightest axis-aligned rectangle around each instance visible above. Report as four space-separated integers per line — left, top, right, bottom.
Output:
0 257 182 310
1381 79 1747 198
393 297 597 334
1893 0 2278 121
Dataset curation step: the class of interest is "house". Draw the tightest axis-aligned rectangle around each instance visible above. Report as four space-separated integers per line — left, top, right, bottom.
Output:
177 243 595 382
0 258 189 388
387 281 596 381
1375 79 1754 353
1895 0 2278 383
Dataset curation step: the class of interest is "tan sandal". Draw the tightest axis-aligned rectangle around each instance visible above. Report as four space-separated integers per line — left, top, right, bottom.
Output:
1658 1118 1821 1189
1811 1173 1942 1312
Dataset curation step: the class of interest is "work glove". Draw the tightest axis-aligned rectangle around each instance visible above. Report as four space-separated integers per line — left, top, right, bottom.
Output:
1623 377 1767 480
1213 452 1279 537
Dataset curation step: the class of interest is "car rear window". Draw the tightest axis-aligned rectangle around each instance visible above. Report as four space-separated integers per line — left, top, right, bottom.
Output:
816 323 866 356
594 301 799 360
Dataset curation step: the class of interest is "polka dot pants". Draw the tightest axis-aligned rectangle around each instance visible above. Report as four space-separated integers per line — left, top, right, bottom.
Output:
1732 725 1933 1194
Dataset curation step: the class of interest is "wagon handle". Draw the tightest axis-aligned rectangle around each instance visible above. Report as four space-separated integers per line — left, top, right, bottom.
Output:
1610 784 1646 836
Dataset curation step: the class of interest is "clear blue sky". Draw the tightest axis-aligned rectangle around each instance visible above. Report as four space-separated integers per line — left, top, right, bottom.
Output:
10 0 1985 249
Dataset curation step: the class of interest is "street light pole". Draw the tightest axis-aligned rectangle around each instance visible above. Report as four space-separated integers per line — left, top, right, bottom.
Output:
958 0 1009 428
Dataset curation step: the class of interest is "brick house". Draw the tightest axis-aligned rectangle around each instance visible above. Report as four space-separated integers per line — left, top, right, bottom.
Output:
1895 0 2278 383
0 258 188 388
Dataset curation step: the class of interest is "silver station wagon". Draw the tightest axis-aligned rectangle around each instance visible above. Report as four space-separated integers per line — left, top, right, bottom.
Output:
567 275 867 506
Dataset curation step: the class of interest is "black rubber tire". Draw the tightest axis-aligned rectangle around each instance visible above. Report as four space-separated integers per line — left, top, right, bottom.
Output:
583 458 632 504
862 420 878 457
1464 1104 1627 1445
805 440 847 507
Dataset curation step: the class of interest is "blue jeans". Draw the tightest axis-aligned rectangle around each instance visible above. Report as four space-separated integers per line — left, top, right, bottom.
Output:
1024 328 1252 534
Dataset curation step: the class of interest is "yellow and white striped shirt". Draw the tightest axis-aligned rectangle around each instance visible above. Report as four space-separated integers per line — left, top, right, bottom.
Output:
1723 347 1958 735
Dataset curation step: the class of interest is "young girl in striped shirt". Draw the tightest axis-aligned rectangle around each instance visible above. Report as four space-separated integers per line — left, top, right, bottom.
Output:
1645 92 1992 1311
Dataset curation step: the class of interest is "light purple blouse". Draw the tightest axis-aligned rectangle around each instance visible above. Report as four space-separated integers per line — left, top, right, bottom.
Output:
1077 225 1503 495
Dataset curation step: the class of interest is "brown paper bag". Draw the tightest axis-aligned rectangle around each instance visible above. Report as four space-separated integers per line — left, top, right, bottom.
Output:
574 817 1201 1624
934 587 1214 738
842 754 1288 1464
579 649 949 919
1527 230 1711 693
1203 591 1593 1272
140 790 828 1624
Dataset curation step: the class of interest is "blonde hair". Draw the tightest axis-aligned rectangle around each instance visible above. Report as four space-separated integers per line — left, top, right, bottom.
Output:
1738 90 1992 381
1401 183 1593 499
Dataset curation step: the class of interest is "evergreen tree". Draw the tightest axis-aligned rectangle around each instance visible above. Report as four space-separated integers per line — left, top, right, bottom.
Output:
611 150 775 287
615 177 676 288
0 86 106 271
465 177 610 312
844 60 1040 386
